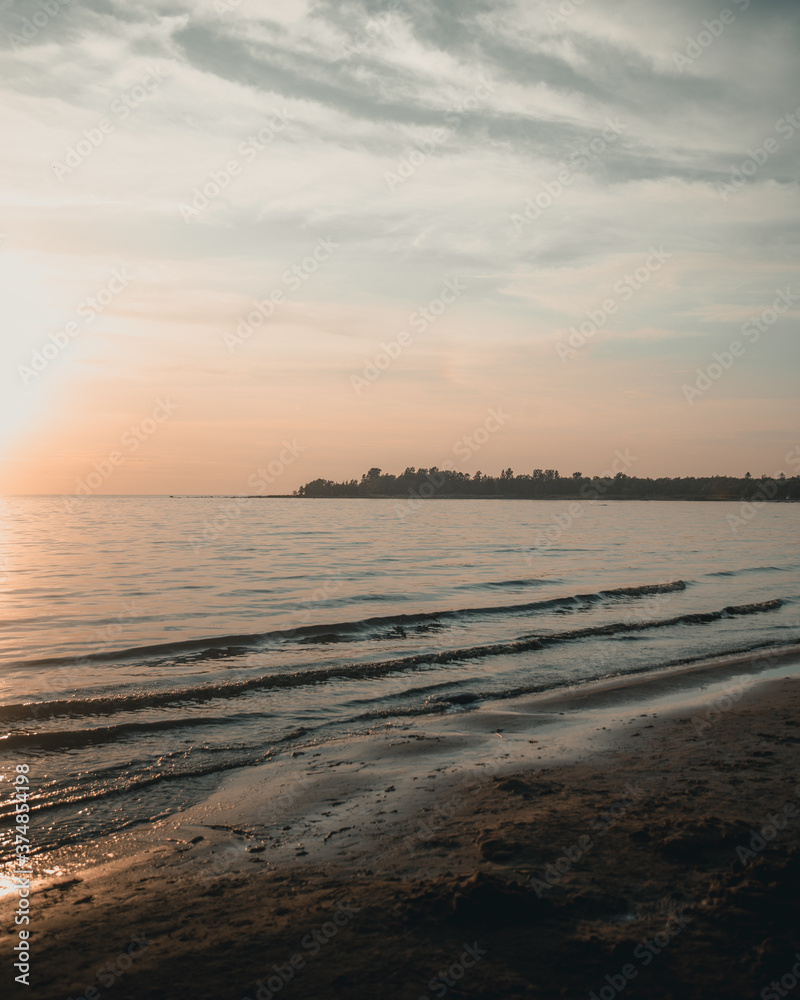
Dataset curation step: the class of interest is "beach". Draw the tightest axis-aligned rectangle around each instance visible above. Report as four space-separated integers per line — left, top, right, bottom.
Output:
2 499 798 868
6 643 800 1000
5 0 800 993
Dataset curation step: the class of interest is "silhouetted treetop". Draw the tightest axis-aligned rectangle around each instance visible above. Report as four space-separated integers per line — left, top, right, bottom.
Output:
294 466 800 501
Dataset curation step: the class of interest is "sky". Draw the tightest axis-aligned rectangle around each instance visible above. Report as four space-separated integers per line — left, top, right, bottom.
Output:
1 0 798 495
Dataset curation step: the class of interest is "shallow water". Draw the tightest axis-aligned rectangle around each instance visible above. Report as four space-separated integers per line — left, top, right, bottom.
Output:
0 496 797 861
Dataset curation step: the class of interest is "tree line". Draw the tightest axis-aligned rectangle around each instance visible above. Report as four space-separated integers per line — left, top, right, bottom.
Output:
294 466 800 501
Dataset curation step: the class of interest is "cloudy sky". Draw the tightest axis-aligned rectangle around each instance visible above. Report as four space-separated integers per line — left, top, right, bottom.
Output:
1 0 798 494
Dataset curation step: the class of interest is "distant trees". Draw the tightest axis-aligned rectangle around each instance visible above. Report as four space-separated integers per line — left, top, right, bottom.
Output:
293 467 800 501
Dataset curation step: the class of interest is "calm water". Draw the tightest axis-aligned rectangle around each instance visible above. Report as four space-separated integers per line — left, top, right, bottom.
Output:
0 496 797 864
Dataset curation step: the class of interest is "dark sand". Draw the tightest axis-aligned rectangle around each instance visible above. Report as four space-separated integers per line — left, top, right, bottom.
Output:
4 647 800 1000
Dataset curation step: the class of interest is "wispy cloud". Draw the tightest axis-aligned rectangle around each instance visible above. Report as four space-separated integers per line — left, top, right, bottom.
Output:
1 0 798 491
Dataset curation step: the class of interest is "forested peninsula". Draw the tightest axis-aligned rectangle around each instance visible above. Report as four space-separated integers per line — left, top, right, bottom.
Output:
294 464 800 501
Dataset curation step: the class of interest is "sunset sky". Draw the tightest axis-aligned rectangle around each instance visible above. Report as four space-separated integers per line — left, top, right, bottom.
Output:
1 0 798 495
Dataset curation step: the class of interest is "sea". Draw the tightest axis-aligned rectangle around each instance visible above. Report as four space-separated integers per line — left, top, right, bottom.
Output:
0 496 797 872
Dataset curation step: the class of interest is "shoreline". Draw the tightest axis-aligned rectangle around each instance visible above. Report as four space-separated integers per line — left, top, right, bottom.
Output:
4 643 800 998
167 495 800 502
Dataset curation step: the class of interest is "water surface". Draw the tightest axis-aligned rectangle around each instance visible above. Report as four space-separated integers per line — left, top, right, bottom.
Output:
0 497 797 864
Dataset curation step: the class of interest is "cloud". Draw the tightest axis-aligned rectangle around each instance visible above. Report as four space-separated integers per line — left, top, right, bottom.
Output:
1 0 799 489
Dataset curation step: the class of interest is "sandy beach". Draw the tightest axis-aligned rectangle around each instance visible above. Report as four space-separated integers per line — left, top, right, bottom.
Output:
5 0 800 993
5 643 800 1000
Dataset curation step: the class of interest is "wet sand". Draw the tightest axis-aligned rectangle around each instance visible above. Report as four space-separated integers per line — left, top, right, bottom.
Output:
4 644 800 999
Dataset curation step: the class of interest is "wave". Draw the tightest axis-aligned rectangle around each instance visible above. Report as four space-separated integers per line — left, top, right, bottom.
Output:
0 714 235 752
1 594 780 725
8 580 689 669
706 565 790 577
351 634 798 722
0 748 276 831
453 578 558 590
